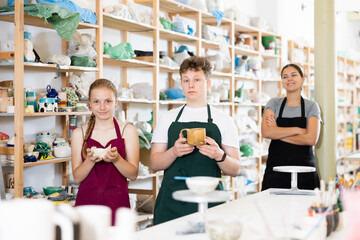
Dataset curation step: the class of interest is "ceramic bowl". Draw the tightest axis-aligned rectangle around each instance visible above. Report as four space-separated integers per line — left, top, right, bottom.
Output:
43 186 62 196
54 146 71 158
91 145 111 159
206 218 244 240
36 134 55 147
185 176 219 195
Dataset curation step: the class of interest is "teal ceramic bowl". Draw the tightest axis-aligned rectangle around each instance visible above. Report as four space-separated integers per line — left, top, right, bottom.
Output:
43 186 62 196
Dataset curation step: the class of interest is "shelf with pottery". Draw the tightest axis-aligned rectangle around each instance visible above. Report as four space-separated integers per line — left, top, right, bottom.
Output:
201 11 232 25
103 55 156 68
336 56 357 159
233 46 260 56
0 61 99 72
103 13 155 32
159 28 199 42
211 71 232 78
0 0 104 198
234 75 259 81
0 11 99 29
23 111 92 117
159 100 186 105
24 157 71 167
118 98 156 104
201 39 231 50
262 78 281 82
234 102 261 107
134 0 198 15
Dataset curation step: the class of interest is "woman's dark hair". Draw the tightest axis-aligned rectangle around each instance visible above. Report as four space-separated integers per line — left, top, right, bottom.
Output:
281 63 304 78
179 56 212 79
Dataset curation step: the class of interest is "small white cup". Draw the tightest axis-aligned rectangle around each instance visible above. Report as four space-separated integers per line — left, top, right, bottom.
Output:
76 205 112 240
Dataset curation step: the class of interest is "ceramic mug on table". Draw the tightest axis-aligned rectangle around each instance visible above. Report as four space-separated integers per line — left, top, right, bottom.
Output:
75 205 112 240
180 128 206 146
0 199 73 240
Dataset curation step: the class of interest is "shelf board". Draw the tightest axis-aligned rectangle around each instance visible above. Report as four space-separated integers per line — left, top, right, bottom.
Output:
211 71 232 78
202 39 231 50
240 155 261 160
24 157 71 167
0 12 98 29
201 11 232 25
159 64 179 73
239 130 259 135
24 111 91 117
135 0 198 17
118 98 155 104
261 30 280 37
0 62 99 72
159 100 186 105
0 113 14 117
262 54 280 59
136 173 159 180
209 102 232 106
234 22 258 33
159 29 198 42
234 75 259 81
233 46 260 56
235 102 261 107
1 161 14 167
262 79 281 82
103 55 155 68
136 213 154 223
103 13 155 32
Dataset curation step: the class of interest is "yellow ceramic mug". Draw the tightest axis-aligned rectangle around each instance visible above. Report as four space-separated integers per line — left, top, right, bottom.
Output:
180 128 206 146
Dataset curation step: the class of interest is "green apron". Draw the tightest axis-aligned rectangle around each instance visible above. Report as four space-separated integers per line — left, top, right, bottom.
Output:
154 104 224 225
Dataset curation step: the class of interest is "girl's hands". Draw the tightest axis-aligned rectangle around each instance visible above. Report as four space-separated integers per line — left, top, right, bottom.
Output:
172 134 195 157
86 148 102 163
196 136 223 160
104 147 120 163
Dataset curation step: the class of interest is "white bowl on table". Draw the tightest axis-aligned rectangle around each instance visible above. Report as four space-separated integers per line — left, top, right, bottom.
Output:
185 176 220 195
206 218 244 240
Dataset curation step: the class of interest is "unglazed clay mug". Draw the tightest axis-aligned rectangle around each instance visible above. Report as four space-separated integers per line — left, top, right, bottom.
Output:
180 128 206 146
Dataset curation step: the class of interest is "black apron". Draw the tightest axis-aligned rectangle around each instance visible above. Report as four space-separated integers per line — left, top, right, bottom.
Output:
154 105 224 225
261 97 320 191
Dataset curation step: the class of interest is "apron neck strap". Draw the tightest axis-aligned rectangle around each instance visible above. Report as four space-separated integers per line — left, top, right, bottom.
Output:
175 104 213 123
175 105 186 122
207 104 213 123
279 97 305 118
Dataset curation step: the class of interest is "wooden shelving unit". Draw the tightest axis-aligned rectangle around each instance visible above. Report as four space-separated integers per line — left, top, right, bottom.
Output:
0 0 283 199
0 0 103 198
336 56 358 160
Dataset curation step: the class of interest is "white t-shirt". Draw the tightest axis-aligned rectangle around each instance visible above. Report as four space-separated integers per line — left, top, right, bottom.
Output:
152 105 239 148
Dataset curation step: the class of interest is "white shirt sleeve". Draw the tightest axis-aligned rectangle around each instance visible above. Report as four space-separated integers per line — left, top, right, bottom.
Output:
217 115 239 148
151 111 173 143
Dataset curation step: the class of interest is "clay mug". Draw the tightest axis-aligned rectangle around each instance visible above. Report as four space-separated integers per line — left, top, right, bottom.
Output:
46 85 58 98
0 199 73 240
180 128 206 146
75 205 111 240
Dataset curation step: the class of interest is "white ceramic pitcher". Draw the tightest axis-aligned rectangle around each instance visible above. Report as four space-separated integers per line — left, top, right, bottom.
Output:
0 199 73 240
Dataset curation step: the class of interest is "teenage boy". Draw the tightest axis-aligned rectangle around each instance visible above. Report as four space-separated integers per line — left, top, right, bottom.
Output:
150 56 241 224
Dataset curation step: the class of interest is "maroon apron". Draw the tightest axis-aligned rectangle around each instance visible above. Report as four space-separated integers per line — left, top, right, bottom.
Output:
75 118 130 225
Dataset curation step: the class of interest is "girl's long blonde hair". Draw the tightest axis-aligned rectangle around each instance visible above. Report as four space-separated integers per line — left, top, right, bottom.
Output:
82 78 117 159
